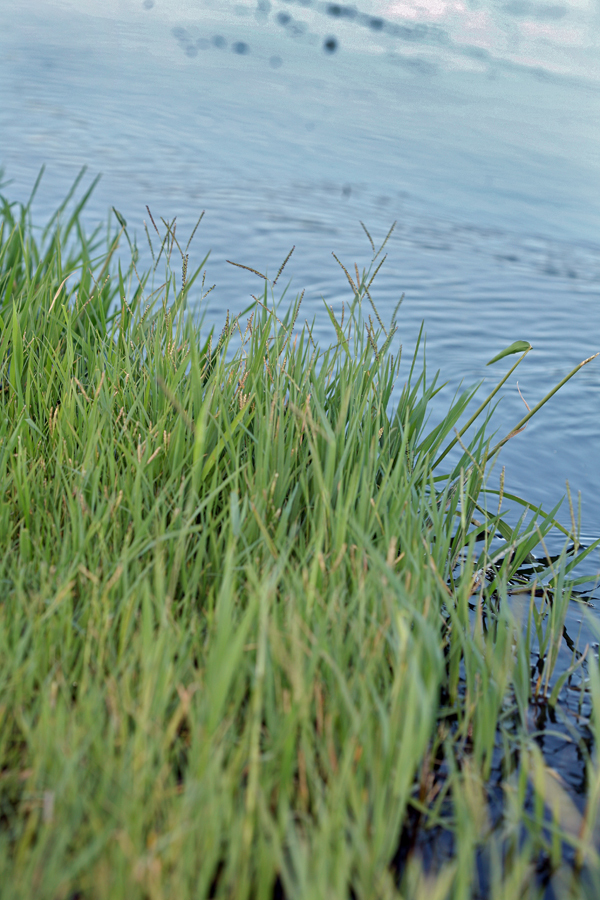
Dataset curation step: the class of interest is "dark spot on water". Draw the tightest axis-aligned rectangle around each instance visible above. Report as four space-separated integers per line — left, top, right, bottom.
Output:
323 36 338 53
463 45 491 60
232 41 250 55
368 17 384 31
342 184 351 197
290 21 308 36
269 55 283 69
544 263 560 276
305 121 315 131
142 0 154 8
394 23 429 43
212 35 227 49
531 65 558 82
389 54 438 76
276 11 309 37
327 3 356 18
172 27 203 57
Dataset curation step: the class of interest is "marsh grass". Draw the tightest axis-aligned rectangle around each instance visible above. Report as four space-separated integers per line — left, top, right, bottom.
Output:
1 173 600 899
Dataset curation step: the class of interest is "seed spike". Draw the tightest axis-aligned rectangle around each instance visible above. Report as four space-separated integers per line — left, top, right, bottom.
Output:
287 289 304 334
227 260 268 280
390 293 404 329
360 221 375 254
143 221 156 263
376 220 396 258
364 284 387 337
332 253 357 294
185 211 205 252
146 205 160 236
273 245 295 286
367 253 387 290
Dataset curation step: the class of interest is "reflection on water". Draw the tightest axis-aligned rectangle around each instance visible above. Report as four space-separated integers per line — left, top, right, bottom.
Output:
0 0 599 551
162 0 600 83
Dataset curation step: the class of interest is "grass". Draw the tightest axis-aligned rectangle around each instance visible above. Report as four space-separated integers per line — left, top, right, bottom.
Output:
1 171 600 900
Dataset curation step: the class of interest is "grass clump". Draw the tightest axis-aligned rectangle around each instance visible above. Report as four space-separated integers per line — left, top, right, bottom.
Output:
1 173 600 900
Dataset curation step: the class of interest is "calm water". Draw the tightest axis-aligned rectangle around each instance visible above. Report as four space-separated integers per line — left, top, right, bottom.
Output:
1 0 599 568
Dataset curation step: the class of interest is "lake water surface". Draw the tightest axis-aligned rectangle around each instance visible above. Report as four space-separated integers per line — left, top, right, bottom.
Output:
1 0 599 574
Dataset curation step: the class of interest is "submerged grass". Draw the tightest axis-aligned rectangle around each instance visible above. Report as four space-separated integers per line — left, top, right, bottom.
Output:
1 173 600 899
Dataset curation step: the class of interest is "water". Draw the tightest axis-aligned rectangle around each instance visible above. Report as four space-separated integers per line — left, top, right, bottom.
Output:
1 0 599 565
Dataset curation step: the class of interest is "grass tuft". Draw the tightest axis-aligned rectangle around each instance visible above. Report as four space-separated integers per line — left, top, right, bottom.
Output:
1 173 599 899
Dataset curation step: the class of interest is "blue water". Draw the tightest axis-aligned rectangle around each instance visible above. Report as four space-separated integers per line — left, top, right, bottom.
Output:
1 0 599 572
